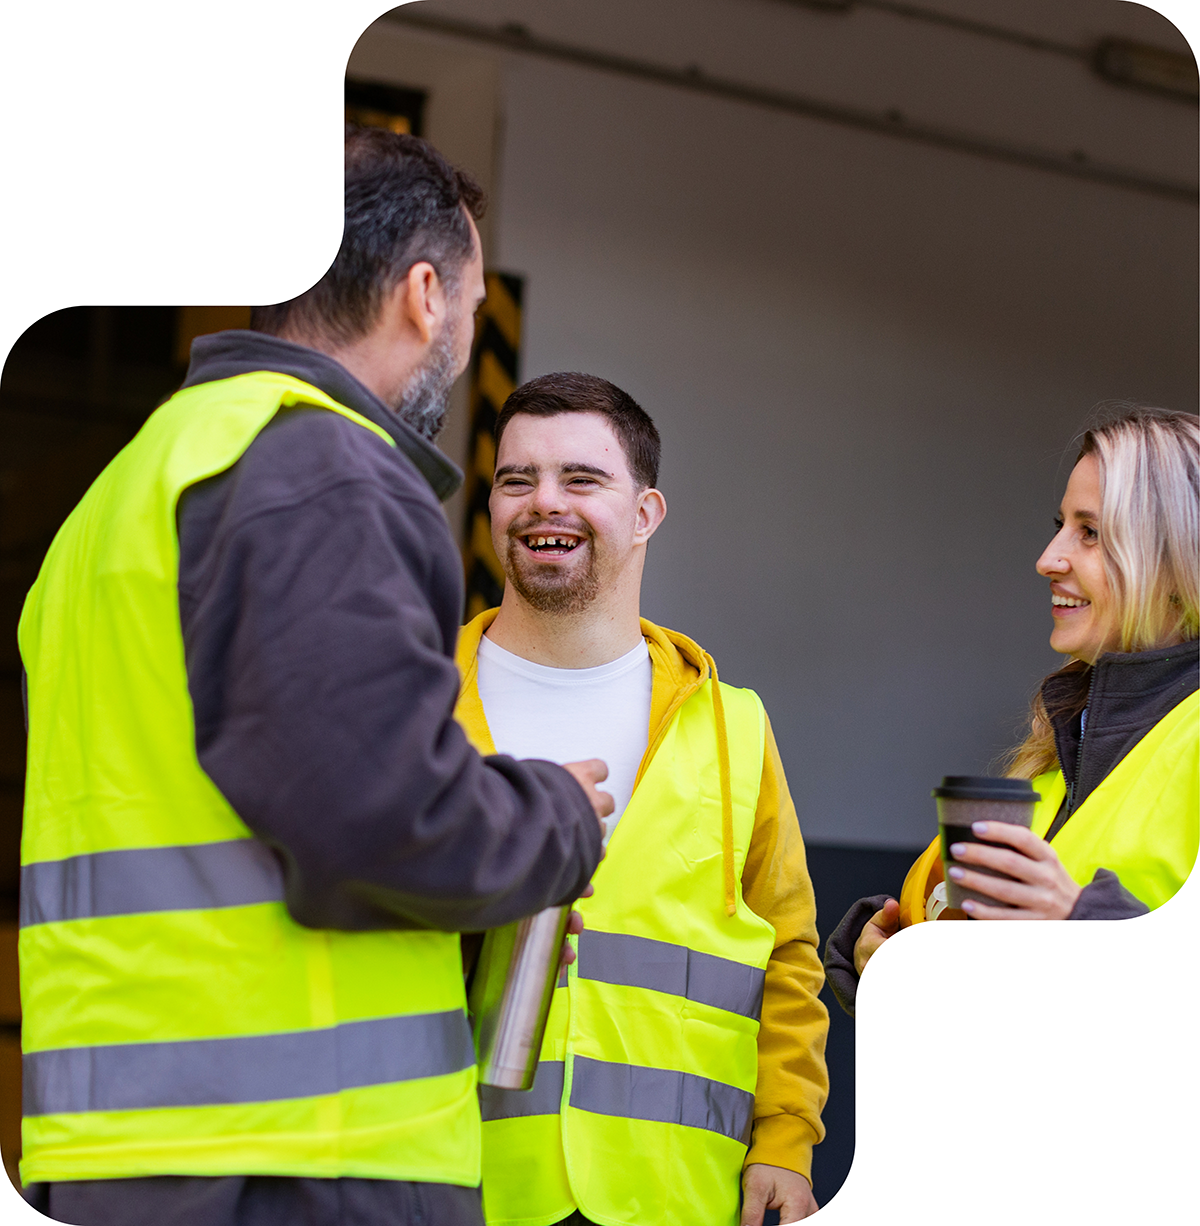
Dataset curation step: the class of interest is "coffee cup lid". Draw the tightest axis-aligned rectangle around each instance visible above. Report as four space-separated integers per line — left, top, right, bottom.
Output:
932 775 1041 802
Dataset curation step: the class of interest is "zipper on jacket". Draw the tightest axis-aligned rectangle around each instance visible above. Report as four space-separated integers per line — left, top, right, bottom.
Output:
1066 666 1099 818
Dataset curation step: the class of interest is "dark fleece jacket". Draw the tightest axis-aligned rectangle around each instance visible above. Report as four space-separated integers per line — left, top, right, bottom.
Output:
824 641 1199 1017
175 330 603 932
30 332 605 1223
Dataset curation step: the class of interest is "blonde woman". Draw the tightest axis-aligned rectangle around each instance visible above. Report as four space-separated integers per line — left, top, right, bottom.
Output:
825 406 1199 1014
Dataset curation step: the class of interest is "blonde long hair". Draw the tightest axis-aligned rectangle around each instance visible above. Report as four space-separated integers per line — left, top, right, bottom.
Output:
1006 406 1199 779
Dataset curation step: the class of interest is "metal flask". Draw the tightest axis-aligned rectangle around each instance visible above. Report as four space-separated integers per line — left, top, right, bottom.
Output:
469 904 571 1089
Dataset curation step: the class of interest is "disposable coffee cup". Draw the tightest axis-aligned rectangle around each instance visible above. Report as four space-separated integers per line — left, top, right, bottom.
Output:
934 776 1040 911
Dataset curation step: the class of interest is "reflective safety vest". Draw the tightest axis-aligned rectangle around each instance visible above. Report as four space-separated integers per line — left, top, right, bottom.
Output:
18 371 480 1185
463 677 773 1226
899 690 1199 926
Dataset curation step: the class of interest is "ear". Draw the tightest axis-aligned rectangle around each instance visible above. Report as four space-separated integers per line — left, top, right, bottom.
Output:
634 488 667 544
389 260 445 346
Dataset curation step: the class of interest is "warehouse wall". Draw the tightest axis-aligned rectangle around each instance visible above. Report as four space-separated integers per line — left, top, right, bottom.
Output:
353 0 1198 849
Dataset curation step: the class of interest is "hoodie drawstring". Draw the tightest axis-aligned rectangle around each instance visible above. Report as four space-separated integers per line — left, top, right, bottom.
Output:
704 652 736 918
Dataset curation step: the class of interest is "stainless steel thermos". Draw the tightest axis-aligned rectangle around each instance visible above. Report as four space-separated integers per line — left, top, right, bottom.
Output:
469 905 571 1089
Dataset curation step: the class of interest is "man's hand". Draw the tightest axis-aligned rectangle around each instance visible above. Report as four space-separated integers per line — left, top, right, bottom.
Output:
741 1164 818 1225
853 897 900 976
559 895 591 969
564 758 615 836
558 760 611 966
947 822 1082 920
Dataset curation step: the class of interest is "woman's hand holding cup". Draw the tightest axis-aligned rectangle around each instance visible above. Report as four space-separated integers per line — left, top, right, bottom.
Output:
946 822 1082 919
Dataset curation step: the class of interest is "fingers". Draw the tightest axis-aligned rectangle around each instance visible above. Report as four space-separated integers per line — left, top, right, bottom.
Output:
565 910 584 936
960 898 1029 920
948 842 1046 884
853 902 897 976
948 854 1081 920
966 821 1052 859
563 760 616 824
779 1185 815 1222
947 865 1032 907
853 897 900 974
578 883 595 899
559 941 576 968
739 1175 770 1226
864 898 900 935
564 758 609 785
949 825 1065 885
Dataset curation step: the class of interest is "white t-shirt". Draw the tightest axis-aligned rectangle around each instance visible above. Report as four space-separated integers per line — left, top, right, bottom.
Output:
476 635 653 841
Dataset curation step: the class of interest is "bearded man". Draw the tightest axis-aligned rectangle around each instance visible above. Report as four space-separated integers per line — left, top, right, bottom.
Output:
454 373 830 1226
17 130 609 1226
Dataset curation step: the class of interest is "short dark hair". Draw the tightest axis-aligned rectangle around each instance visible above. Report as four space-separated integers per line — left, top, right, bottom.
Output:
495 373 661 489
251 126 486 344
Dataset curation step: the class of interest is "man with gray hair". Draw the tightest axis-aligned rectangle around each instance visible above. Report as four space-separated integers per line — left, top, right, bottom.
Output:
19 128 608 1226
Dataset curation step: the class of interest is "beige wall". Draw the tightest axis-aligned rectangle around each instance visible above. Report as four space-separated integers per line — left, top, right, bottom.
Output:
350 1 1197 848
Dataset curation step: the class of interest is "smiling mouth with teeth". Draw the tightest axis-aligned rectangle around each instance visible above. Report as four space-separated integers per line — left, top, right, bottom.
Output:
1051 595 1090 608
523 534 582 554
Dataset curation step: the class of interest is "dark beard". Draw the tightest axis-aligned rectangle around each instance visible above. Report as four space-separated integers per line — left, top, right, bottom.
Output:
505 533 601 615
393 318 459 441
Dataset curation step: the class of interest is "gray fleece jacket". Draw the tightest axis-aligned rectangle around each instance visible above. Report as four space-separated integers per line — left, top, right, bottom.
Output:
175 330 603 933
824 641 1199 1017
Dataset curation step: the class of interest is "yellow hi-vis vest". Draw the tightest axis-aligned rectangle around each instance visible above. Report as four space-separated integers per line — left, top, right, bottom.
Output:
18 371 480 1186
898 690 1199 926
458 668 773 1226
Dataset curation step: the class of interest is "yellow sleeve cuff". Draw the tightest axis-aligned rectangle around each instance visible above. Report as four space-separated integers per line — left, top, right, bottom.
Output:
746 1113 819 1184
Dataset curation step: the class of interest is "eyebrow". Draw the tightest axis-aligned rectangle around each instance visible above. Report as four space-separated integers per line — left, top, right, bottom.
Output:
493 463 615 481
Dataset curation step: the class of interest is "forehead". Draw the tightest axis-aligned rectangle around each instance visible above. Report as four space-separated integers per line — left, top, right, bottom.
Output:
498 412 630 478
463 215 485 284
1063 454 1101 509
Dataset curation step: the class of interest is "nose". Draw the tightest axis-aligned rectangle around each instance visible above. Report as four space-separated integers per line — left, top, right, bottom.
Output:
529 478 567 518
1036 531 1070 578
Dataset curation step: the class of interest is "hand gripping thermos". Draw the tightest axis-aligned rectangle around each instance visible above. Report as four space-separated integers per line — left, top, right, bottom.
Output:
469 905 571 1089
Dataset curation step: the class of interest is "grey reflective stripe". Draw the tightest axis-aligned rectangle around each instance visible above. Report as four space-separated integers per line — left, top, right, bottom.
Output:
479 1060 565 1121
577 930 764 1020
23 1010 474 1116
570 1056 753 1147
20 839 285 927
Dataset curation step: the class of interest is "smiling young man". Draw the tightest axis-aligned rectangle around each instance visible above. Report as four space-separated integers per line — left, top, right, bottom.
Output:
453 373 830 1226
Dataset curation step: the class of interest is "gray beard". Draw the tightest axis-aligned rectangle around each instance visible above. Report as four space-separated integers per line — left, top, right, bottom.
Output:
504 534 601 616
393 322 459 441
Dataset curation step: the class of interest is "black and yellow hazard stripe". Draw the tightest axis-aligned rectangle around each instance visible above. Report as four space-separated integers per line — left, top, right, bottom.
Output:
463 272 523 620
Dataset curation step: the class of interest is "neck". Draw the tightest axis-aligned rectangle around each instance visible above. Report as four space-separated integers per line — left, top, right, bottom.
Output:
487 585 644 669
279 327 418 413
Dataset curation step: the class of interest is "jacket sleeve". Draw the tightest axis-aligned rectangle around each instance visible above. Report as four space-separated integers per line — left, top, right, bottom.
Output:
177 414 602 934
741 715 830 1184
822 894 894 1019
1068 869 1151 919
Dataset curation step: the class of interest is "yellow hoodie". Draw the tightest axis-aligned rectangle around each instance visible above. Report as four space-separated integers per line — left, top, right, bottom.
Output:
455 610 829 1178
